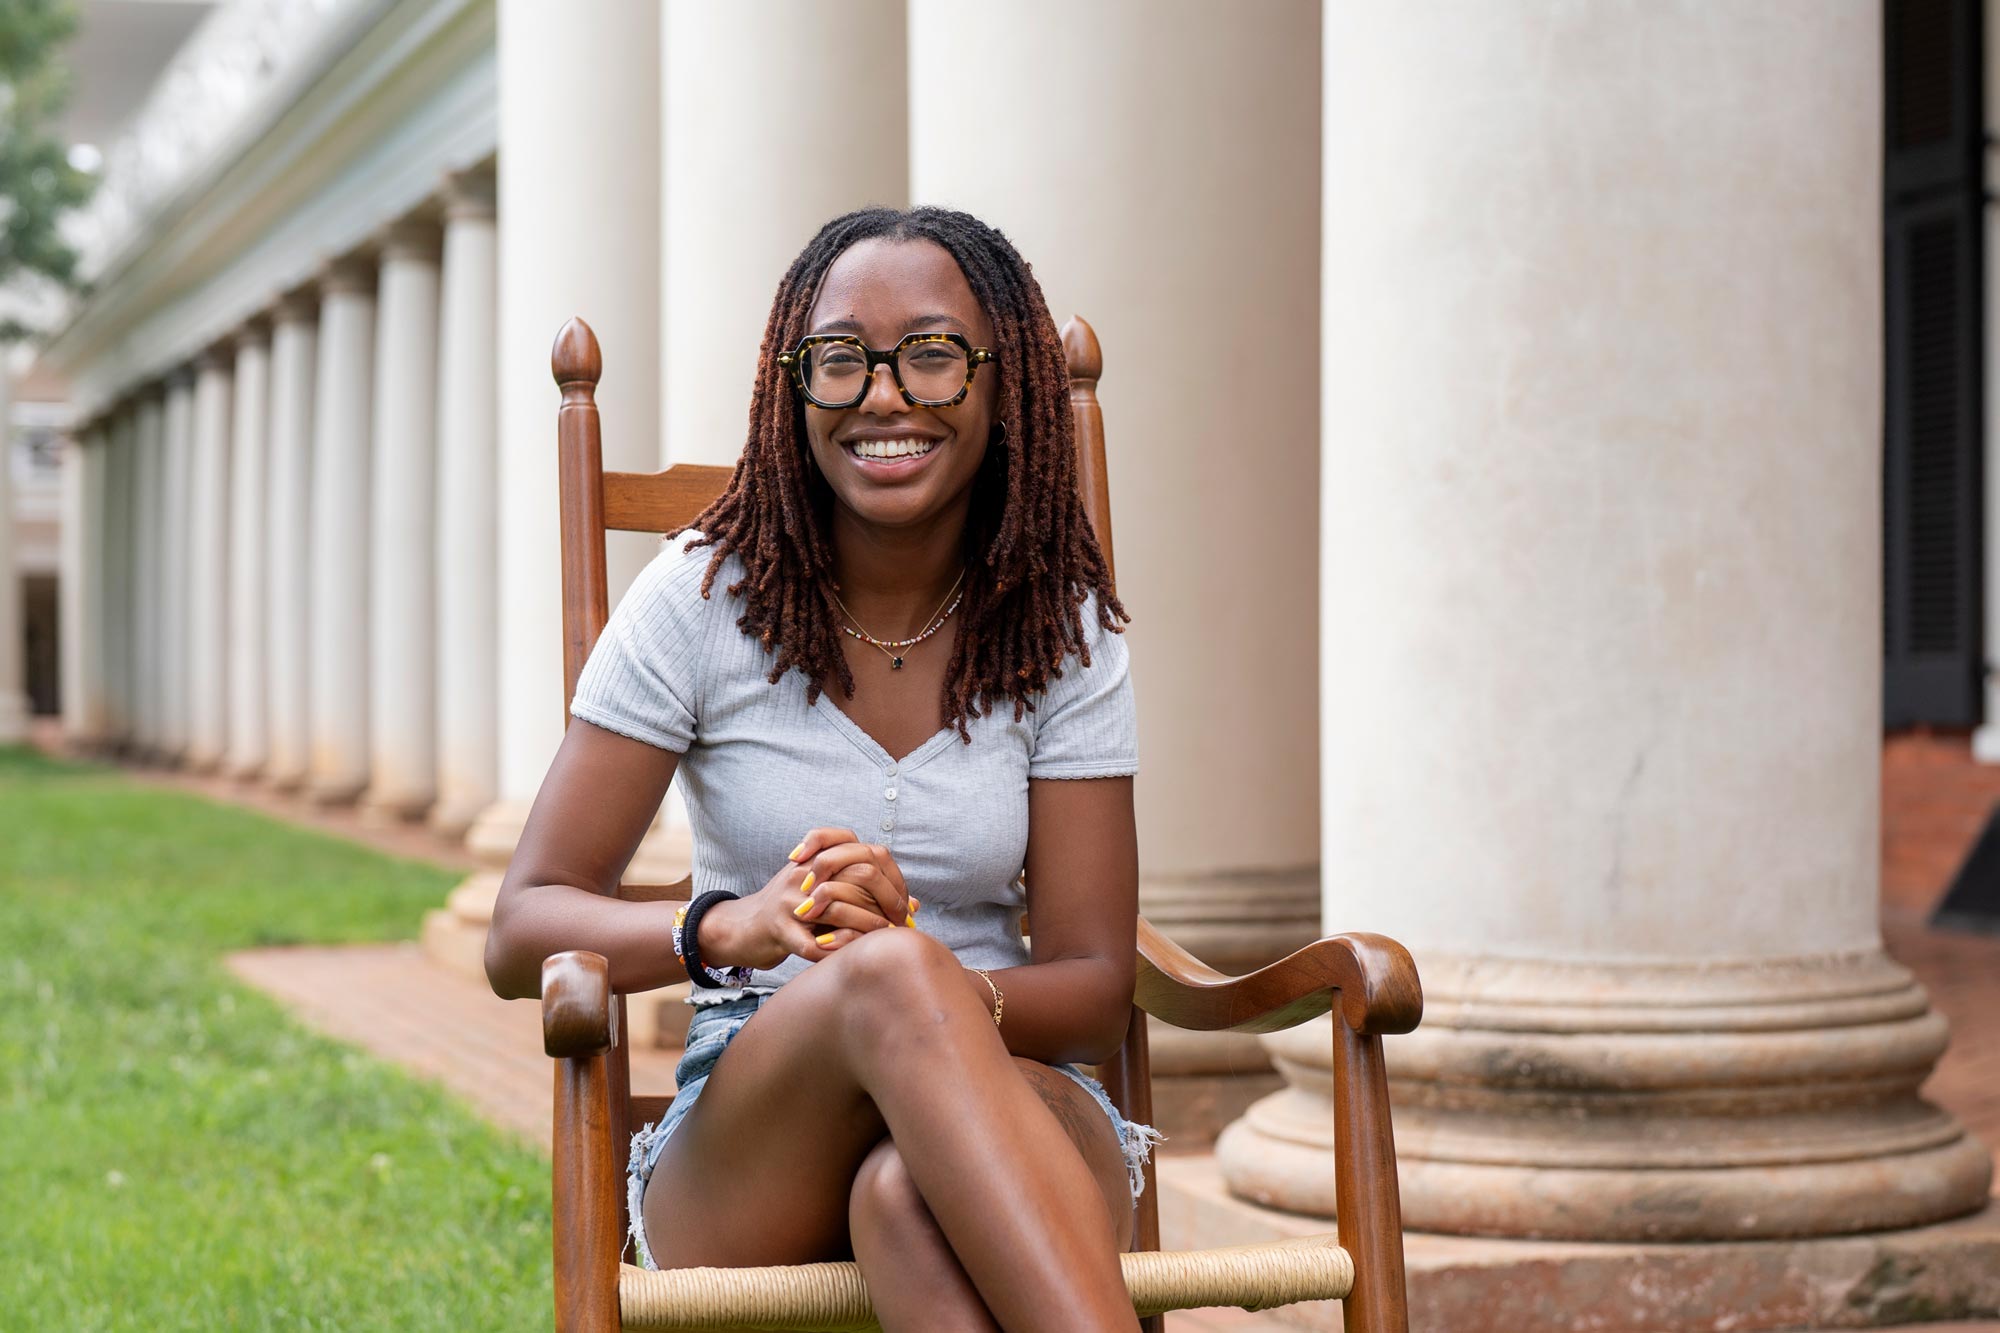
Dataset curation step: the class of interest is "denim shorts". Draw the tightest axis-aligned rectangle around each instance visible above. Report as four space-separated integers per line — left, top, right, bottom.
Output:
625 994 1165 1270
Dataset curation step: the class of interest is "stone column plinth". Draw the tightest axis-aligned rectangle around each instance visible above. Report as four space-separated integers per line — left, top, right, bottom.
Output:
156 371 196 763
129 390 166 756
362 220 443 821
264 294 317 791
185 349 235 772
224 324 271 779
307 259 377 805
909 0 1323 1136
431 170 498 838
1217 0 1994 1241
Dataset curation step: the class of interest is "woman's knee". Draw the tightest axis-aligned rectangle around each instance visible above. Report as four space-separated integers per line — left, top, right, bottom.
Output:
824 924 975 1012
848 1138 933 1244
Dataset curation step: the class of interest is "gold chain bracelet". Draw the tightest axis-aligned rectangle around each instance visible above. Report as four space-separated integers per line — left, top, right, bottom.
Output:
972 968 1004 1027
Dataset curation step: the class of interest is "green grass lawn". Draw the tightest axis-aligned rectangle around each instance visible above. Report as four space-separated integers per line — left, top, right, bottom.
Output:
0 747 553 1331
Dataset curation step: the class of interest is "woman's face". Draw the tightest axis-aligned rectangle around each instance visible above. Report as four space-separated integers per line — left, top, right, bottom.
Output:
799 237 997 536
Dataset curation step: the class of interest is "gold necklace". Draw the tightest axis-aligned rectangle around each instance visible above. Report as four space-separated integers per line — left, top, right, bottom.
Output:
832 568 967 669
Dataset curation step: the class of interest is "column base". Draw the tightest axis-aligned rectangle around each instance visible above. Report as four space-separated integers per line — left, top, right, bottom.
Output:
425 797 695 1049
307 774 367 806
427 791 490 840
223 754 266 783
359 785 434 825
1974 723 2000 766
1218 948 1995 1241
1160 1153 2000 1333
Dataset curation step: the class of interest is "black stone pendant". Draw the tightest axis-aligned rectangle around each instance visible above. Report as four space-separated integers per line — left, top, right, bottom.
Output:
891 656 904 669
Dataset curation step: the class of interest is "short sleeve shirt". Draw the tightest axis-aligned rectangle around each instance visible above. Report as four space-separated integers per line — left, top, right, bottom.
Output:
568 532 1140 1005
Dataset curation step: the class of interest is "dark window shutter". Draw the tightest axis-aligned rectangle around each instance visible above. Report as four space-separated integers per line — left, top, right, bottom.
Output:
1884 0 1984 729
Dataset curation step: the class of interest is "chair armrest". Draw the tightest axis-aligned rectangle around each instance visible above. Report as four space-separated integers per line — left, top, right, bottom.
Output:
542 950 617 1058
1135 918 1422 1037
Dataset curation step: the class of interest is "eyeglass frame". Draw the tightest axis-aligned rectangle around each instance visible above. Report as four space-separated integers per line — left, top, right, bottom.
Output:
777 331 997 410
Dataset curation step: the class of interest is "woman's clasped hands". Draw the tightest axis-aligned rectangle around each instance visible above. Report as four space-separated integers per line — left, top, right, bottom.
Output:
697 827 921 971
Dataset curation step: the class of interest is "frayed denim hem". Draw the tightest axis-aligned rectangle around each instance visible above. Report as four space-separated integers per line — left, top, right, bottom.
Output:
1050 1062 1167 1201
626 1120 670 1271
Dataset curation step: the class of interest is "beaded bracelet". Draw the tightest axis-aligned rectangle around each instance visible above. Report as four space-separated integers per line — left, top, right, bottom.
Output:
675 891 755 990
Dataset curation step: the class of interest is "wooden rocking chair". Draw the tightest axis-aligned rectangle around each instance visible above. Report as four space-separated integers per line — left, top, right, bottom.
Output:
538 314 1423 1332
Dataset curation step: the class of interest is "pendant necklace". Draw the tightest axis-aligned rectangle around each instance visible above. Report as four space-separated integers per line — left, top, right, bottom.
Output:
832 567 967 669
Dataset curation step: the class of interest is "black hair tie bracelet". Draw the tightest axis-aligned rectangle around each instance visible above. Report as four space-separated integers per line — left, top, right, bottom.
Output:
676 890 755 990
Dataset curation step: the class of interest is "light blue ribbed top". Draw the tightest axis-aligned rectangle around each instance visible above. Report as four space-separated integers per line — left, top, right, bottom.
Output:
569 531 1140 1004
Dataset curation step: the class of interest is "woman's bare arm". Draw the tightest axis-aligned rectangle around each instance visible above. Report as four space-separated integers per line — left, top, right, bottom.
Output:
977 774 1139 1067
483 719 685 999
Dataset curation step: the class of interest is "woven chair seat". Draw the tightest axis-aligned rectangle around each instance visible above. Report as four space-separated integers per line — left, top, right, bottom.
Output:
616 1234 1354 1331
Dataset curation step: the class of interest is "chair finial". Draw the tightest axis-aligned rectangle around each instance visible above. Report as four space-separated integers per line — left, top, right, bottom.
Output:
1061 315 1102 383
552 317 603 388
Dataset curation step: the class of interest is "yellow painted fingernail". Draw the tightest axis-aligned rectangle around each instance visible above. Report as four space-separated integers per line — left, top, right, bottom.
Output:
801 872 815 894
788 842 806 861
908 896 920 912
905 915 916 928
793 899 813 917
816 932 836 946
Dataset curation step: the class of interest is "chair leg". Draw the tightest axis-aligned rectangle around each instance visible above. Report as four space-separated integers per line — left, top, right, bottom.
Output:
553 1051 621 1333
1331 1018 1409 1333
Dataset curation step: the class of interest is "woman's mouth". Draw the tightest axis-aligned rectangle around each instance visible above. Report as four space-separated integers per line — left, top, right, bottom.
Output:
842 435 942 476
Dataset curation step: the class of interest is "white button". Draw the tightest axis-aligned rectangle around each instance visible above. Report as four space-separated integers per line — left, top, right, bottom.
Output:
884 787 898 801
885 765 898 778
881 817 895 831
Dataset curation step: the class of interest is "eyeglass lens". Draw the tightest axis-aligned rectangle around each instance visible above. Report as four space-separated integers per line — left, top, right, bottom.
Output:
803 338 970 406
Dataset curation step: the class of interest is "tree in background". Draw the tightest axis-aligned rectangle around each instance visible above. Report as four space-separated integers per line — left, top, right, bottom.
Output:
0 0 92 344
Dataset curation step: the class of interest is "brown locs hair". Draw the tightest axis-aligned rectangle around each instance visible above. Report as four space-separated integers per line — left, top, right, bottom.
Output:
682 206 1126 740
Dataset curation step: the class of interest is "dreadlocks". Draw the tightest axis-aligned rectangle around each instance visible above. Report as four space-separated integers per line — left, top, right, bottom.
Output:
682 206 1126 741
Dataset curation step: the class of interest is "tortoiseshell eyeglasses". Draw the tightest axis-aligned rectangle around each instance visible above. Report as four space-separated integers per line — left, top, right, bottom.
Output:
777 331 996 410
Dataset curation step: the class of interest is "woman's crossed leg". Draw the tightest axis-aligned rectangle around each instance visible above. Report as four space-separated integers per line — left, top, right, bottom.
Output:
642 927 1139 1332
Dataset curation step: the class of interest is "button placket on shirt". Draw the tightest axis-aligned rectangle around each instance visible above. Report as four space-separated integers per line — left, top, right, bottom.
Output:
880 763 897 836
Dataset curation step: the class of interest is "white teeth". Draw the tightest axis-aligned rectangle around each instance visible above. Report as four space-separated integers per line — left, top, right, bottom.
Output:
851 437 938 460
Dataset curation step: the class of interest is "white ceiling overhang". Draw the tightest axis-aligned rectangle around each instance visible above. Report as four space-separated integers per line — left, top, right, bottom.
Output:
41 0 496 416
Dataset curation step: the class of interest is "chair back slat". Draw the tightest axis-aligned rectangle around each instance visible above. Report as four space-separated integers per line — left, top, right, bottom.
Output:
602 464 736 535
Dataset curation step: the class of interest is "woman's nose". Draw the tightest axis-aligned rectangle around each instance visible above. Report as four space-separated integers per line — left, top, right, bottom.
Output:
857 360 908 415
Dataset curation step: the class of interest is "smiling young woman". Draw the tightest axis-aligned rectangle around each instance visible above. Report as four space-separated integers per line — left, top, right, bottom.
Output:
483 207 1150 1332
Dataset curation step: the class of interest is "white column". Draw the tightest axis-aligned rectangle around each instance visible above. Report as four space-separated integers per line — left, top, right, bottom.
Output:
432 170 500 837
100 407 134 746
185 349 234 772
1218 0 1993 1240
225 323 272 778
157 370 195 763
264 293 317 790
482 0 659 857
307 258 377 804
661 0 906 466
59 423 108 745
0 367 26 743
908 0 1323 1107
360 221 444 820
129 390 165 755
